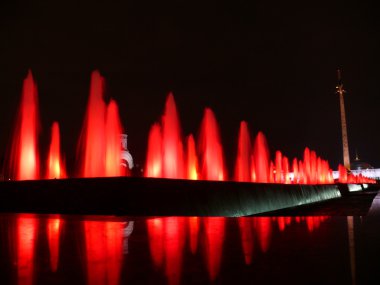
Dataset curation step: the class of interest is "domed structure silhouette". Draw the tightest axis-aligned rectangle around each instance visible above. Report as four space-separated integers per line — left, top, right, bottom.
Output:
350 153 374 171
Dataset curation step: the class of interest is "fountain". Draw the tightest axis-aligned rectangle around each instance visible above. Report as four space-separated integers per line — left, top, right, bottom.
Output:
9 70 40 180
235 121 251 182
145 123 163 178
252 132 270 183
0 69 376 217
145 94 184 179
78 70 124 178
186 135 199 180
47 122 66 179
198 108 226 181
105 100 123 177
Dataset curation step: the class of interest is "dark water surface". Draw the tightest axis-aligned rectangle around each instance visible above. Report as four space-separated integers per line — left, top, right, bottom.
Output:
0 213 379 285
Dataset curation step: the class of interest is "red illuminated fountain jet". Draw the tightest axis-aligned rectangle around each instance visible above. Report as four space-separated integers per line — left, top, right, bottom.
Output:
77 70 124 178
5 70 376 187
9 70 40 180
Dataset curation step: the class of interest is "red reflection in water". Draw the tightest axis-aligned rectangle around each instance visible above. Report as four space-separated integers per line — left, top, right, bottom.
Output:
238 218 254 265
146 217 186 285
16 215 38 285
84 221 124 285
47 122 66 179
164 217 185 285
47 217 61 272
188 217 200 254
277 217 286 231
203 217 225 281
144 216 332 283
146 218 164 267
305 216 328 232
254 217 272 253
10 71 40 180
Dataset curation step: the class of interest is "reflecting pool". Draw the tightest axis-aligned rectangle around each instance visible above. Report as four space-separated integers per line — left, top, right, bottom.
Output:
0 213 379 284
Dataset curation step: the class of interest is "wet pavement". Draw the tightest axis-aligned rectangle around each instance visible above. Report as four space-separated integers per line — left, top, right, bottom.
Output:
0 190 379 285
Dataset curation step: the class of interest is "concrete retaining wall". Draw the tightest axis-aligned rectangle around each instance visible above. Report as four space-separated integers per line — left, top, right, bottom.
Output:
0 177 341 217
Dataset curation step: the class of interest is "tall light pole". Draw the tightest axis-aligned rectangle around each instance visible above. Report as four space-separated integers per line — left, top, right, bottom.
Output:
336 69 350 169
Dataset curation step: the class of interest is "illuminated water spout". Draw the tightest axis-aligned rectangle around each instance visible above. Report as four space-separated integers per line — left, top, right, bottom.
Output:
145 93 185 179
10 70 40 180
251 132 270 183
235 121 251 182
105 100 123 177
47 122 66 179
198 108 226 181
186 135 199 180
146 124 163 178
78 70 124 178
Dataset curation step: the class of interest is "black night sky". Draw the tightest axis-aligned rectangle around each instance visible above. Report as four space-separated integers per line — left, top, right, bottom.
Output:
0 0 379 175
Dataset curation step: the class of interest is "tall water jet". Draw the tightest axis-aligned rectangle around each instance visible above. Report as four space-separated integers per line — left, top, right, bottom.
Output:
198 108 226 181
298 160 307 184
78 71 106 177
186 135 199 180
310 150 317 184
303 148 311 184
145 124 162 178
235 121 251 182
145 93 184 179
292 158 299 183
275 151 282 183
105 100 123 177
78 71 124 177
268 162 275 183
338 164 348 183
251 159 256 182
47 122 66 179
252 132 270 183
162 93 184 179
283 156 290 184
10 70 40 180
